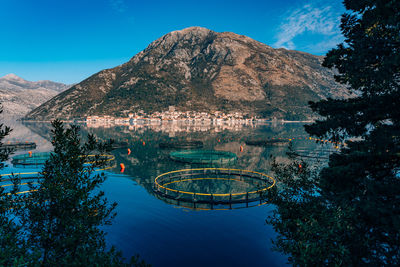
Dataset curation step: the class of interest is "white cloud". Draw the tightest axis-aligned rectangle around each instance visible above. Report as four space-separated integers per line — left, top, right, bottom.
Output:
273 3 343 53
305 35 343 54
108 0 126 13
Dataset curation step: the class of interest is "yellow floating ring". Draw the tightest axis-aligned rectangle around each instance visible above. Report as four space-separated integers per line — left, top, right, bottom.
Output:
153 168 275 204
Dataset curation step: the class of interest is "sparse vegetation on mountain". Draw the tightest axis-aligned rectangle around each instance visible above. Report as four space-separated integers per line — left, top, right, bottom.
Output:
0 74 70 118
25 27 351 121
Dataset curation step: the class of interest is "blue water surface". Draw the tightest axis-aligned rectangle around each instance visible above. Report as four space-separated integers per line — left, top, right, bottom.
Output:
0 121 334 266
102 173 287 266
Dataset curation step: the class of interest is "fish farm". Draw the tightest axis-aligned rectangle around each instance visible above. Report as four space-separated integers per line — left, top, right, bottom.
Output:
169 150 237 165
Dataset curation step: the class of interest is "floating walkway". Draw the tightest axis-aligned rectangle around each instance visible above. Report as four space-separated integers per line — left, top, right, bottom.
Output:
11 152 115 167
1 160 116 195
12 152 51 166
245 136 344 148
245 139 290 146
287 149 337 160
111 141 129 149
153 168 275 208
159 140 203 149
0 142 36 151
169 150 237 165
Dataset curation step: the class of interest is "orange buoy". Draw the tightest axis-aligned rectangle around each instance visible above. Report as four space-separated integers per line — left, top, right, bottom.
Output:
28 151 32 157
120 163 125 173
240 145 243 152
142 141 146 146
298 164 303 173
127 148 131 155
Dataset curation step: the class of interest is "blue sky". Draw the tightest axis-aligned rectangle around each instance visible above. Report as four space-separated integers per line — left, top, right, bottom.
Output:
0 0 345 84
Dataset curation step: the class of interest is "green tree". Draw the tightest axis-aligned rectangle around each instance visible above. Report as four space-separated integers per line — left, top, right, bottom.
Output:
267 159 354 266
267 0 400 265
0 105 30 266
14 120 147 266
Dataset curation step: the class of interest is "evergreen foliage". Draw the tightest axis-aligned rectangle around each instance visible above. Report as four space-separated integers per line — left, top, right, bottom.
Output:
0 118 148 266
267 0 400 265
0 105 29 266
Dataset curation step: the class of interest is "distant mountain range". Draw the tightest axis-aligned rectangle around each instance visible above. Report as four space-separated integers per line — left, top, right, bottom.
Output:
25 27 351 121
0 74 70 118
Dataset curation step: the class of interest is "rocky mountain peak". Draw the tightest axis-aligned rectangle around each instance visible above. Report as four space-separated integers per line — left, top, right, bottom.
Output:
0 75 70 118
2 73 24 81
170 26 212 37
25 27 351 121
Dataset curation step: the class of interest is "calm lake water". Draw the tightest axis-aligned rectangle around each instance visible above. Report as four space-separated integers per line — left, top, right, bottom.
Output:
1 120 333 266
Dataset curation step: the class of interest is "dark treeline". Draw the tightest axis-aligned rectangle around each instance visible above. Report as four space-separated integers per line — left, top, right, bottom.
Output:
0 116 148 266
267 0 400 266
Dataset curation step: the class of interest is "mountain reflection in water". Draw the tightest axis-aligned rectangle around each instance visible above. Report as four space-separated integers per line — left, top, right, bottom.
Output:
3 121 336 266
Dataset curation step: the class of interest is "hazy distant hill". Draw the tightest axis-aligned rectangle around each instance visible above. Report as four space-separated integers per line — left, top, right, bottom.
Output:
0 74 70 118
25 27 351 121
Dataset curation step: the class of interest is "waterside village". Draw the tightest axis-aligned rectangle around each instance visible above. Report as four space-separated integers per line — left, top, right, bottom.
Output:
85 108 264 127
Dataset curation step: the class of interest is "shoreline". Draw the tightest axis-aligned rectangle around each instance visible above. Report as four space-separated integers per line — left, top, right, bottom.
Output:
20 119 315 124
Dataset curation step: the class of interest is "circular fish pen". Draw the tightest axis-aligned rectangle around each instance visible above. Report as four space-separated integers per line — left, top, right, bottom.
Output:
2 154 116 195
153 168 275 208
159 140 203 149
169 150 237 165
12 152 115 167
12 152 51 166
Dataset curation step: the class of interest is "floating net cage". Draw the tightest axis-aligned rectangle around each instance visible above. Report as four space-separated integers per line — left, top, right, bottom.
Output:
287 148 338 160
11 152 115 168
0 142 36 151
169 150 237 165
3 154 116 195
12 152 51 166
153 168 275 209
111 141 129 149
245 138 290 146
159 140 203 149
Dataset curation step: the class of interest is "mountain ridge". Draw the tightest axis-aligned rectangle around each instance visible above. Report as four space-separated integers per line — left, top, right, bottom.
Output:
0 74 70 118
25 27 351 121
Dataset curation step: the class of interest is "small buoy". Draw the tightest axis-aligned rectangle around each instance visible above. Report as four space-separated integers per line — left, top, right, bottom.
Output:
240 145 243 152
127 148 131 155
218 139 220 142
142 141 146 146
298 164 303 173
120 163 125 173
28 151 32 157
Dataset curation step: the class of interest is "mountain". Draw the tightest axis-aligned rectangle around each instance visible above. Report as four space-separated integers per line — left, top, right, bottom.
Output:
0 74 70 118
25 27 351 121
